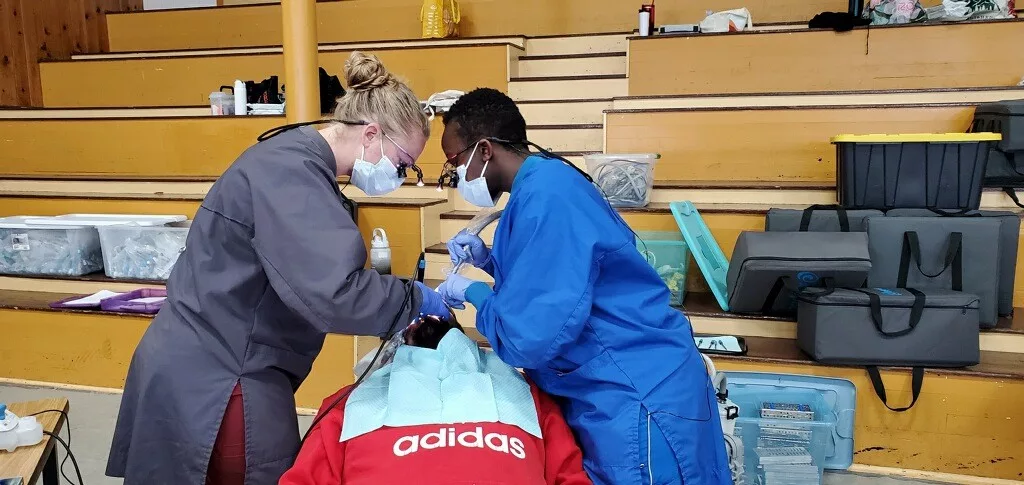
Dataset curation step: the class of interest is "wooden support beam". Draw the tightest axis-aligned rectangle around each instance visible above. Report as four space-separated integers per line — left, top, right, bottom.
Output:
281 0 319 123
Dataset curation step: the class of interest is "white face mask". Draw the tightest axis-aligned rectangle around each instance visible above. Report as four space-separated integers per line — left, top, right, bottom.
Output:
350 135 405 197
456 143 495 208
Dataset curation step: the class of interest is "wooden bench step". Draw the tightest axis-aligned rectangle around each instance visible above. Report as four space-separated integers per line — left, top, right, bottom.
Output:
40 43 519 107
628 20 1024 97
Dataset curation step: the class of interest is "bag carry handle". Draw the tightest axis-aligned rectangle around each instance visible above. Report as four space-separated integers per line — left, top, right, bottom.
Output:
852 288 926 338
866 366 924 412
897 231 963 291
761 275 835 313
1003 188 1024 209
799 204 851 232
926 208 974 217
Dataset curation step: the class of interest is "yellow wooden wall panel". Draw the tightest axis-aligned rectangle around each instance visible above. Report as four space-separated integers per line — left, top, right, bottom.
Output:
0 117 279 178
295 334 355 409
0 197 203 218
105 0 844 52
40 45 510 107
355 206 423 277
0 116 445 181
605 106 977 182
717 359 1024 480
106 3 285 52
0 307 353 408
629 21 1024 96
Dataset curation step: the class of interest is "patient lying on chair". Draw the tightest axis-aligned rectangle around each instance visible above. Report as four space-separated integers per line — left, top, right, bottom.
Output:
280 313 592 485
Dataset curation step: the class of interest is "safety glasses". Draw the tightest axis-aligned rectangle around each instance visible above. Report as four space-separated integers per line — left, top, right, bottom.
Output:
437 142 480 190
343 119 425 185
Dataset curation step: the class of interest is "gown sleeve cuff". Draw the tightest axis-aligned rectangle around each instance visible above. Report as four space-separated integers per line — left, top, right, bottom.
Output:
465 282 494 308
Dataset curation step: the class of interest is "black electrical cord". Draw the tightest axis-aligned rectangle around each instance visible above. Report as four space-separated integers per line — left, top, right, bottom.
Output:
298 278 416 446
42 430 84 485
27 409 78 485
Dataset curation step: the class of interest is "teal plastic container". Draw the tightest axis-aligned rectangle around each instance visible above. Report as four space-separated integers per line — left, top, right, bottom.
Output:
636 231 690 305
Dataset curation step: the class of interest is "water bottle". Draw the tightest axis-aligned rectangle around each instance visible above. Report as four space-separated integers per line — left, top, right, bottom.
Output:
233 79 247 116
639 8 651 36
370 228 392 275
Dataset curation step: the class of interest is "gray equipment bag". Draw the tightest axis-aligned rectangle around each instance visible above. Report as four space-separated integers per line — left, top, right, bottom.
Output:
727 231 872 315
887 208 1018 316
866 216 1002 327
972 100 1024 204
765 204 884 232
797 287 980 411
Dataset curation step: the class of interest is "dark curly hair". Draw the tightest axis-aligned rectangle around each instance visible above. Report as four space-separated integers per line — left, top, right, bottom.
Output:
407 314 464 350
443 88 528 150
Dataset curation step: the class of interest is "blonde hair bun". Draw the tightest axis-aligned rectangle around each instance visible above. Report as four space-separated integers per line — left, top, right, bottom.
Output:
344 51 397 92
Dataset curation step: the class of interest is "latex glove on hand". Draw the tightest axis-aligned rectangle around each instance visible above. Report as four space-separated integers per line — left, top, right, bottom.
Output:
437 273 491 310
447 231 490 268
415 281 449 317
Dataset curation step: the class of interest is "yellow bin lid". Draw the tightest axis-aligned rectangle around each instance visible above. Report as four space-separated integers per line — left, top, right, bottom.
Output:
831 133 1002 143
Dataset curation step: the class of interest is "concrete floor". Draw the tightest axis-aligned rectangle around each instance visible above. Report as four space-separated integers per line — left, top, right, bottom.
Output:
0 383 961 485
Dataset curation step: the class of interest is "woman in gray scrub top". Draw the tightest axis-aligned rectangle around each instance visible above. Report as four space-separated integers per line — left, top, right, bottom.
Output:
106 52 449 485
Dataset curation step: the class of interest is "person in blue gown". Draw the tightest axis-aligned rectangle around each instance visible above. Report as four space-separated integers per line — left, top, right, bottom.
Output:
436 88 730 485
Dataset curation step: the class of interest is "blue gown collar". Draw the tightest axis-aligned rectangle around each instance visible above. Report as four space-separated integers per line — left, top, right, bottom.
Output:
511 154 547 193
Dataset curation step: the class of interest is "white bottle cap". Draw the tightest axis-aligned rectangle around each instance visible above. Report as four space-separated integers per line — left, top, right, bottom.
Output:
371 228 389 248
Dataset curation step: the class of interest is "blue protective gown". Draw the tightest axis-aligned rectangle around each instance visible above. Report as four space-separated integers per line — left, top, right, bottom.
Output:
467 155 731 485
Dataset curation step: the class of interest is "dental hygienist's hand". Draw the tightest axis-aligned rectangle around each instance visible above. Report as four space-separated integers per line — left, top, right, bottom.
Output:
437 273 490 310
447 231 490 268
415 281 449 317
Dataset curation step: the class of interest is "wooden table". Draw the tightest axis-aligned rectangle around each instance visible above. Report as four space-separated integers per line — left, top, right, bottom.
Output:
0 398 69 485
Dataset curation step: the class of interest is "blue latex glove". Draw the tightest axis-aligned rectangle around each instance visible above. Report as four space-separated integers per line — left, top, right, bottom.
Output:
437 273 479 310
415 281 449 317
447 231 490 268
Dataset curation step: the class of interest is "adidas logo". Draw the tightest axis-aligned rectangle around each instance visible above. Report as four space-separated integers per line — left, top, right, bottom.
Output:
392 426 527 459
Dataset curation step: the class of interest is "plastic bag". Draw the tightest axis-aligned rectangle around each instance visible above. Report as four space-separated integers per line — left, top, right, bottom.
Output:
422 90 465 120
420 0 461 39
863 0 927 24
699 8 753 33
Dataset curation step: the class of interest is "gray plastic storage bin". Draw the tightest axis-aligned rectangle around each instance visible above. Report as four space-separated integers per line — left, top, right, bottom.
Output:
98 223 189 281
0 217 103 276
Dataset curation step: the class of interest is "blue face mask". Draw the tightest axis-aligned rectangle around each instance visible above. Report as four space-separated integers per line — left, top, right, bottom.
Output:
351 135 405 197
456 143 496 208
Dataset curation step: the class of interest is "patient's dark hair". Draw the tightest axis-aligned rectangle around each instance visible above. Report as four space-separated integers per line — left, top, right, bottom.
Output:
407 314 464 350
443 88 528 149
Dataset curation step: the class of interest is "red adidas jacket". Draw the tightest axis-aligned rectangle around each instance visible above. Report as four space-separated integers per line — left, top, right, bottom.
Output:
280 382 592 485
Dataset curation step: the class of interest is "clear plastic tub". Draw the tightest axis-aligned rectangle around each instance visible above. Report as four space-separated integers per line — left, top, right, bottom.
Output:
734 418 830 484
636 231 689 305
0 217 103 276
585 153 659 208
729 385 839 485
97 222 190 281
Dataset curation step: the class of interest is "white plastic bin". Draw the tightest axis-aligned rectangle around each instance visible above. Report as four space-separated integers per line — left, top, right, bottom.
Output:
0 217 103 276
584 153 659 208
98 222 190 281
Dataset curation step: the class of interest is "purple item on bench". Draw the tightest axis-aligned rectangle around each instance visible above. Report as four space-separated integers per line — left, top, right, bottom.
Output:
50 290 125 310
100 288 167 314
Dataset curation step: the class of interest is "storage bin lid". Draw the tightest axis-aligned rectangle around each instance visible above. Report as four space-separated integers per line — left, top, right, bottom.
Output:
669 201 729 311
0 216 92 230
831 133 1001 143
583 153 660 163
24 214 187 227
726 371 856 470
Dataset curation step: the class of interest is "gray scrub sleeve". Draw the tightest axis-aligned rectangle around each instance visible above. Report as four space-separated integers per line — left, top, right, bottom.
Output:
249 158 421 337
